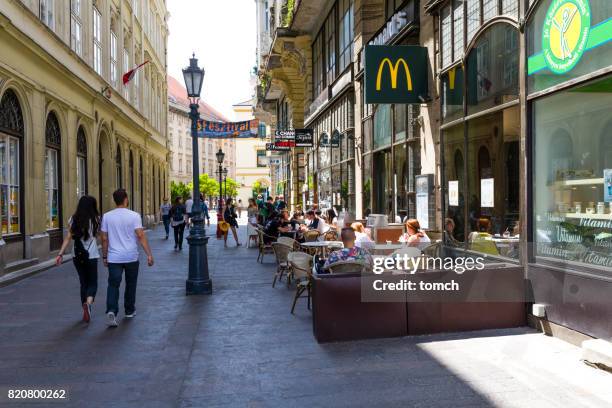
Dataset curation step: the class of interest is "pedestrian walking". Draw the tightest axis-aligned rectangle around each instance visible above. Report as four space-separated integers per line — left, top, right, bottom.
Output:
223 198 241 248
56 195 101 323
237 199 243 218
160 197 172 239
200 194 210 226
170 197 187 251
247 198 259 248
185 196 194 228
100 189 154 327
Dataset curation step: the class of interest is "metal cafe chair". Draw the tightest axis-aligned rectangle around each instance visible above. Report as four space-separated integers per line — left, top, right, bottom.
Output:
271 242 293 288
288 251 314 314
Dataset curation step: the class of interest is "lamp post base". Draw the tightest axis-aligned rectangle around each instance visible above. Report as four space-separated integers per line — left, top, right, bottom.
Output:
186 215 213 296
186 278 213 295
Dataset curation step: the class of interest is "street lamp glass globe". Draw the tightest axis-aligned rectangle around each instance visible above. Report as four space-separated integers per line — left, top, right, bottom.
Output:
182 53 204 98
216 148 225 164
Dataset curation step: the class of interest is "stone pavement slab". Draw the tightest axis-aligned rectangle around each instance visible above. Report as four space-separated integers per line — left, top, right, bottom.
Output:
0 213 610 407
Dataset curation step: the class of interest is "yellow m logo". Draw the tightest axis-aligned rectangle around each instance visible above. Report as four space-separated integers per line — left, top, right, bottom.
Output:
376 58 413 91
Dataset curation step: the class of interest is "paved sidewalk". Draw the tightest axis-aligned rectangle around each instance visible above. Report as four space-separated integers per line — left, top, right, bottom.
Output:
0 214 610 407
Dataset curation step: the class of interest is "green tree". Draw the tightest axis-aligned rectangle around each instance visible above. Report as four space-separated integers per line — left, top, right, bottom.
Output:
187 174 220 199
170 181 190 201
223 177 239 198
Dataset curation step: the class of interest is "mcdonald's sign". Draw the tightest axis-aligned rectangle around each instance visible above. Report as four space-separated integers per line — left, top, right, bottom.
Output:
364 45 428 104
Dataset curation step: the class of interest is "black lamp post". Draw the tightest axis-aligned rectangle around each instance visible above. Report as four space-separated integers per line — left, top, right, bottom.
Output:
216 148 225 209
183 54 212 295
223 167 229 199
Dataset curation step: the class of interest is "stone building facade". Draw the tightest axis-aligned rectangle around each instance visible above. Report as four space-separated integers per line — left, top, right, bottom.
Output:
0 0 169 273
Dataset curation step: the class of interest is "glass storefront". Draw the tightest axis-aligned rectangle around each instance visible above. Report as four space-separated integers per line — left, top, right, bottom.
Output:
307 93 355 213
532 76 612 268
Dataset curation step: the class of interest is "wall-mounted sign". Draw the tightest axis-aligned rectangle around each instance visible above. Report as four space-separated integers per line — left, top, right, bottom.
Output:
541 0 591 75
368 0 416 46
449 180 459 206
275 130 295 140
330 130 341 148
266 142 290 152
416 175 433 230
480 178 494 208
364 45 428 104
295 129 314 147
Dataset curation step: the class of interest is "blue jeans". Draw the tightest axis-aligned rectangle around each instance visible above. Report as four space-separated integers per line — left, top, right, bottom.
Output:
106 261 139 315
162 214 170 236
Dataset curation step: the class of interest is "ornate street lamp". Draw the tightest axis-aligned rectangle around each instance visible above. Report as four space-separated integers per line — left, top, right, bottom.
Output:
182 54 212 295
216 148 225 206
223 167 229 199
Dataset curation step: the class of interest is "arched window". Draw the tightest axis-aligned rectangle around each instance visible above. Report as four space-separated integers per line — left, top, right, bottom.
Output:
129 151 134 209
115 145 122 189
0 90 24 235
76 127 87 197
45 112 62 230
139 155 144 216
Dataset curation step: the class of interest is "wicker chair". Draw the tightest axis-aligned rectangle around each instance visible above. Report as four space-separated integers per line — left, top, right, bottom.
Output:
303 230 321 242
256 228 276 263
327 259 369 274
278 236 299 250
323 229 338 241
287 252 313 314
271 242 293 288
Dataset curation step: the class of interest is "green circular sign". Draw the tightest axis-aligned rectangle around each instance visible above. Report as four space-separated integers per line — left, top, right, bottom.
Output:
542 0 591 74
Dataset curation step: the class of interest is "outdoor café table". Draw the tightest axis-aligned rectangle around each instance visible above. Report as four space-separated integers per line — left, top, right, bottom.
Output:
301 241 343 257
372 243 405 256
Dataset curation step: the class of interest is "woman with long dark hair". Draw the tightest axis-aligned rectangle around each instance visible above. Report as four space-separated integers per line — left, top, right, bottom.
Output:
169 196 187 251
56 195 101 323
223 198 241 247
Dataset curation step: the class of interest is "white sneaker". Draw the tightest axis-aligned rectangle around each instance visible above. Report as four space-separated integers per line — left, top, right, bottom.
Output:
107 312 118 327
125 312 136 318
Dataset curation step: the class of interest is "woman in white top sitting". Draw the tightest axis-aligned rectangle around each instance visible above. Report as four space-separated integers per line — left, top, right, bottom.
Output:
56 195 101 323
399 218 431 248
351 222 375 252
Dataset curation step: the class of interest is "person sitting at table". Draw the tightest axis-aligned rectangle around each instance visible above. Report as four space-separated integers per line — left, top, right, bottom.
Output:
323 228 373 271
304 209 329 235
279 210 299 237
325 208 338 228
263 212 290 244
351 222 375 252
399 219 431 248
444 218 460 246
468 218 498 255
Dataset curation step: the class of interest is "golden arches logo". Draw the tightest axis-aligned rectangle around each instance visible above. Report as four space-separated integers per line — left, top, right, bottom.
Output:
375 58 413 91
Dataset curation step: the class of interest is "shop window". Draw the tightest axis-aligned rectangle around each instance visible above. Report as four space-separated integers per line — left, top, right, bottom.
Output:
362 153 372 217
482 0 498 22
466 107 520 257
76 127 87 198
466 23 519 115
0 90 23 236
129 152 134 209
443 125 465 245
394 105 407 142
45 113 61 230
373 104 391 149
532 76 612 269
441 66 464 123
501 0 518 18
256 150 267 167
116 146 122 188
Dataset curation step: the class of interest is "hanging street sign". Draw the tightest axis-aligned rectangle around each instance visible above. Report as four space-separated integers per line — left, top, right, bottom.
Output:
196 119 259 138
364 45 428 104
295 129 314 147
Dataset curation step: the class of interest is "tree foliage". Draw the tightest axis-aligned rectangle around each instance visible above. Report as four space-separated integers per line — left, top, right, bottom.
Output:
187 174 220 199
170 181 190 201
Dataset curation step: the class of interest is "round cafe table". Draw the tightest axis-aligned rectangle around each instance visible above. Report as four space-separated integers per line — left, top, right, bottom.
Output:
301 241 343 257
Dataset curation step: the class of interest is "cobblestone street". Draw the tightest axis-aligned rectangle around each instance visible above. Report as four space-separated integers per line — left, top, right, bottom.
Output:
0 216 611 408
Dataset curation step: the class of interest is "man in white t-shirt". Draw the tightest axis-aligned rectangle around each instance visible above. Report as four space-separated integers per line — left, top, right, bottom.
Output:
101 189 154 327
184 196 194 228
